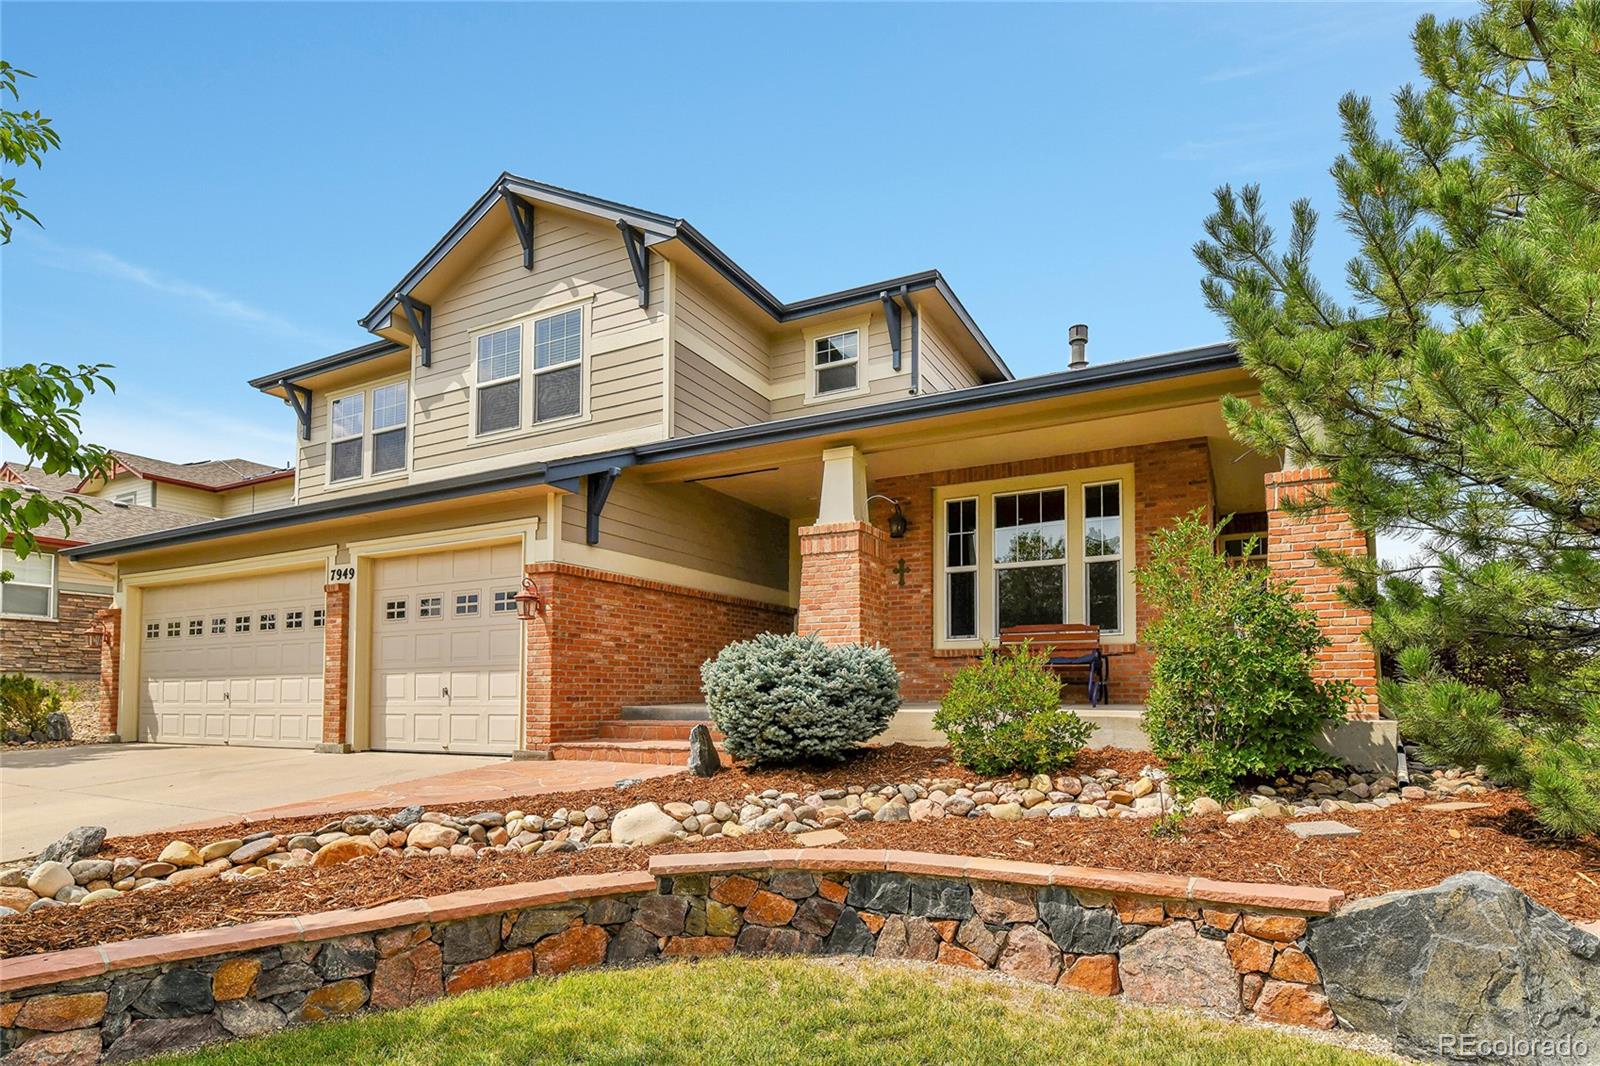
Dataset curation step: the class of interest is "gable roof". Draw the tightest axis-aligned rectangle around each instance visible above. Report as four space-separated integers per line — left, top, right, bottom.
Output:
255 173 1011 391
14 489 207 549
84 451 292 493
0 462 81 493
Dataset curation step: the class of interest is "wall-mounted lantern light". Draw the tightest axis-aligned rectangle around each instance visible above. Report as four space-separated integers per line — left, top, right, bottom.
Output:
866 495 909 539
514 576 545 621
83 620 111 651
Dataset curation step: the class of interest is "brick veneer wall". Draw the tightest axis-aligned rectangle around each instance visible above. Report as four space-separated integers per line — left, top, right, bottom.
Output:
521 563 795 749
795 522 890 646
319 584 351 750
0 590 108 679
861 439 1217 705
95 607 120 736
0 852 1346 1063
1265 469 1380 717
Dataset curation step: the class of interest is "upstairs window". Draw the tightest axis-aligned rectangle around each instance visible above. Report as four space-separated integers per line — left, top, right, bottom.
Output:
475 325 522 434
812 329 860 396
330 392 365 483
0 548 54 619
371 382 408 474
533 308 583 423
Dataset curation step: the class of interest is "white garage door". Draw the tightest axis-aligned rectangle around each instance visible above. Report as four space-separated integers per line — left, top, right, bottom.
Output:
370 543 522 754
139 569 325 747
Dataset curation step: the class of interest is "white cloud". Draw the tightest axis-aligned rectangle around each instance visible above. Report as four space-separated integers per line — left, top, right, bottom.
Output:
25 237 343 349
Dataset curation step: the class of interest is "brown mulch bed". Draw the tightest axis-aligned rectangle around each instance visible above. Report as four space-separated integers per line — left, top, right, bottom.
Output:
5 781 1595 959
99 746 1156 860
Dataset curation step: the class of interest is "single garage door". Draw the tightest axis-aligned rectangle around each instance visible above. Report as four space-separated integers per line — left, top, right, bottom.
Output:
139 569 325 747
370 543 521 754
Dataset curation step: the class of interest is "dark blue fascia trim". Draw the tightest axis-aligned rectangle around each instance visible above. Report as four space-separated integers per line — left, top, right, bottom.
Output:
248 340 406 392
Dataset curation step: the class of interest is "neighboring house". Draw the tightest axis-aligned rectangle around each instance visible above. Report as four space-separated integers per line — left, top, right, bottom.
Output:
72 452 294 517
0 477 204 679
62 174 1382 760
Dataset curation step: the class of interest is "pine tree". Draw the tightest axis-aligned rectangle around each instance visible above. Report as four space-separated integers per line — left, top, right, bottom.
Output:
1194 0 1600 836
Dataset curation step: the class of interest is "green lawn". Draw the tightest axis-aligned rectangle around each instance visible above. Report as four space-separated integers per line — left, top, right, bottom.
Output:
158 957 1397 1066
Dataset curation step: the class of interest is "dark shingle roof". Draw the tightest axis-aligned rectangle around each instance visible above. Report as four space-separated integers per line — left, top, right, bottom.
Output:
0 463 82 493
106 451 288 489
16 489 208 547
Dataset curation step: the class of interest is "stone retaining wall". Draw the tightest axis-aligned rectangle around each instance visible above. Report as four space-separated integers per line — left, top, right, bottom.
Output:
0 850 1346 1063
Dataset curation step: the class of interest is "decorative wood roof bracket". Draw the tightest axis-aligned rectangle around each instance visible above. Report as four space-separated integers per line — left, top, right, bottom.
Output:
617 220 650 308
503 190 535 270
396 293 433 368
548 464 623 545
279 380 313 442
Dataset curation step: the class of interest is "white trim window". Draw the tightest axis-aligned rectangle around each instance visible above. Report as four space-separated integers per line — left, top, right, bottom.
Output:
944 499 978 639
812 329 861 397
475 324 522 435
1083 482 1123 631
329 392 365 483
994 488 1068 631
370 382 408 475
0 548 55 619
532 308 584 424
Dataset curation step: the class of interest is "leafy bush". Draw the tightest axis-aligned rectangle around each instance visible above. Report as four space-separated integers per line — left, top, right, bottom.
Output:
934 642 1096 776
1137 511 1352 797
1 672 62 740
701 632 899 765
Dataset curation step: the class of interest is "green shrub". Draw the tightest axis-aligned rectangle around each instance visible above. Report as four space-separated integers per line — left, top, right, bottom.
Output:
1 672 62 740
1137 511 1352 798
701 632 899 765
934 642 1096 776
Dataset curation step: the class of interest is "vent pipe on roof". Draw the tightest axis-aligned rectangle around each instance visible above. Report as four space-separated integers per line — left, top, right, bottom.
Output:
1068 323 1089 370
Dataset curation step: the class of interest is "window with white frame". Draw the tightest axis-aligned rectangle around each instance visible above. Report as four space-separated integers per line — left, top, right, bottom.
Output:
533 308 583 423
285 610 304 630
211 617 226 635
493 590 517 613
944 499 978 640
0 548 54 618
994 489 1068 630
455 592 479 616
113 492 138 506
475 325 522 434
330 392 365 483
234 614 251 633
418 595 442 618
812 329 860 396
1083 483 1123 632
312 609 325 628
384 598 407 621
371 382 408 474
188 619 203 637
166 620 181 638
259 612 277 631
145 622 160 640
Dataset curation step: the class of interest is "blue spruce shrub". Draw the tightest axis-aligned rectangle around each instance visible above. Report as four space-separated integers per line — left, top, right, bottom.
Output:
701 632 900 764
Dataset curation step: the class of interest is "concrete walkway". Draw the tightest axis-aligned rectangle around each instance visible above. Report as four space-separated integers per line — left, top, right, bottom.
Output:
0 743 678 862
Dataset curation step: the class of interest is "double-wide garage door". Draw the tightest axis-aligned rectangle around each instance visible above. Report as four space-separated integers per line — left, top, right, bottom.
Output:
139 569 325 747
370 544 521 754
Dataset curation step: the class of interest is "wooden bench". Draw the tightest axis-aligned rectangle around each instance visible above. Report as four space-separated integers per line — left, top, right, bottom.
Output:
999 624 1112 706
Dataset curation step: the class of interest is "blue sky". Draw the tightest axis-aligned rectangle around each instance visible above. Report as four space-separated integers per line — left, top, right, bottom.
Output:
2 1 1459 467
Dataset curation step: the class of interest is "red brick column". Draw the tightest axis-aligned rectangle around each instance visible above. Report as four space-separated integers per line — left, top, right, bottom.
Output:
796 521 890 646
319 583 351 751
1265 468 1380 717
95 606 120 737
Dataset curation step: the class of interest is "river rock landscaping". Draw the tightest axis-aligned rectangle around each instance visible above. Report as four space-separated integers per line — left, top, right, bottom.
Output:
0 751 1496 921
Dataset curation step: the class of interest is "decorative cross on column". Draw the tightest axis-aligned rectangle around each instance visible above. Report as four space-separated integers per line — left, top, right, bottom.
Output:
892 558 910 587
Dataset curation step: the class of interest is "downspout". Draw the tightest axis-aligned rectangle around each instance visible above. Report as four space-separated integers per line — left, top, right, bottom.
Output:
897 286 920 394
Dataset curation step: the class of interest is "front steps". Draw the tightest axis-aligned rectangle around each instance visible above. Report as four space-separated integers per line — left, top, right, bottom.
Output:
548 709 728 766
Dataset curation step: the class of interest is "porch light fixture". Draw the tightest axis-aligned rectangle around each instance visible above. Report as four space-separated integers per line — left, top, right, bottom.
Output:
82 620 111 651
867 494 908 539
513 576 545 620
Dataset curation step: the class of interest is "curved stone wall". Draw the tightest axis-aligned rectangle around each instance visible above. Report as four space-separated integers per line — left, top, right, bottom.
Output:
2 850 1588 1064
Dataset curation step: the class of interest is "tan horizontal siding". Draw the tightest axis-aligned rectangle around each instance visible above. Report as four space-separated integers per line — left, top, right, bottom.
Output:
673 272 772 383
672 343 769 435
918 317 981 393
769 312 913 419
561 474 788 591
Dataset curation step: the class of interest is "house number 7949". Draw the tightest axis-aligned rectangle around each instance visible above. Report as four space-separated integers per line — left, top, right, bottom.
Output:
327 565 356 584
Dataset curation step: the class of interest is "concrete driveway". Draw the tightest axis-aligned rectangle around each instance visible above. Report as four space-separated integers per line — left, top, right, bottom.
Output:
0 743 673 862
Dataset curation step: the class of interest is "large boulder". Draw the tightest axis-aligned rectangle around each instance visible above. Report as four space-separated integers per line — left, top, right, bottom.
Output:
37 826 106 865
1307 872 1599 1064
43 712 72 742
687 724 720 777
609 803 681 846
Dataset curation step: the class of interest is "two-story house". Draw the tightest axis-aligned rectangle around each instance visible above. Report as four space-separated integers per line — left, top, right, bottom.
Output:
64 175 1387 763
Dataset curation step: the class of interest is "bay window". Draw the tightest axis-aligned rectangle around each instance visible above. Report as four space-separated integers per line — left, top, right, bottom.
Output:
934 469 1132 645
0 548 54 618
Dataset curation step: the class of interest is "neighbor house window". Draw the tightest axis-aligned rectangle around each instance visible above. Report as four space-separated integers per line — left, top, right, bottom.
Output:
371 382 407 474
944 499 978 640
0 548 54 618
113 492 138 506
1084 483 1122 631
533 308 583 423
994 489 1067 630
330 392 365 483
812 329 860 396
475 325 522 434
